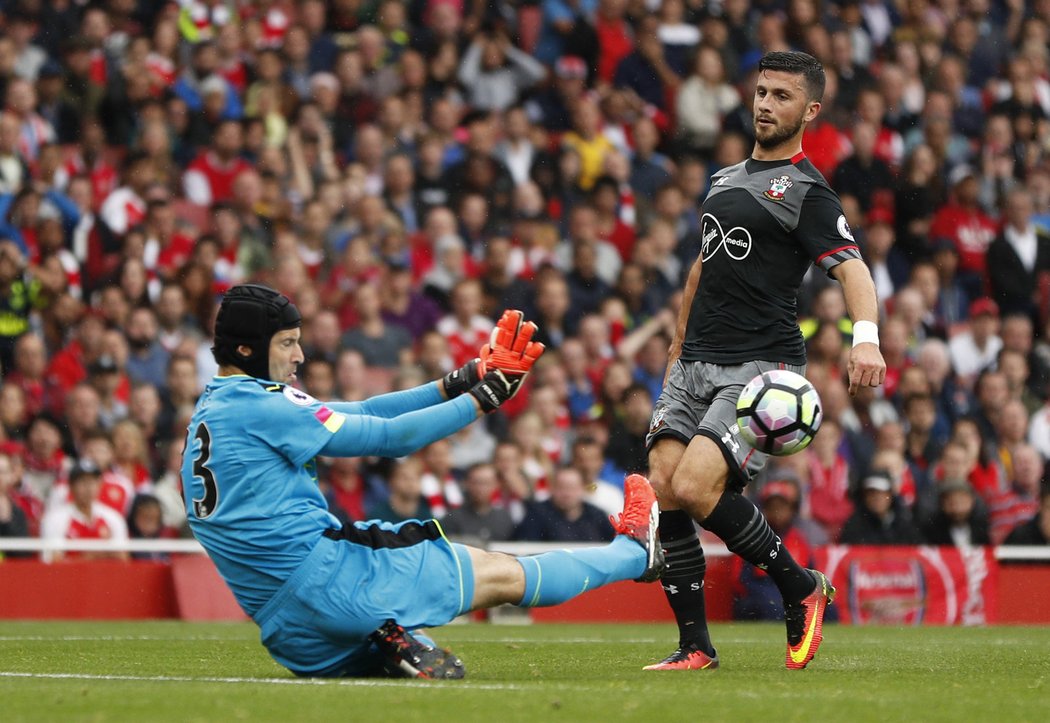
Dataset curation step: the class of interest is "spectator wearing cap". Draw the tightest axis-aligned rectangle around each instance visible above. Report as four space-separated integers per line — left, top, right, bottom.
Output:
527 55 589 133
731 476 824 621
928 163 997 299
839 470 924 546
949 298 1003 387
40 457 129 562
987 186 1050 322
921 477 990 547
87 355 127 430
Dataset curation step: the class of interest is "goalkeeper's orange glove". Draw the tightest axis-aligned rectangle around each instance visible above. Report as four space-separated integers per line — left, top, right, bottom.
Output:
468 310 545 413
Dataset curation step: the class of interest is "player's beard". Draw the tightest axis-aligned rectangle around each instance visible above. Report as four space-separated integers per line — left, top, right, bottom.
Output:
753 107 807 150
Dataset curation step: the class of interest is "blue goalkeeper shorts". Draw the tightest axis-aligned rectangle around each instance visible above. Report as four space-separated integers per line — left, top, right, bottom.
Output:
253 519 475 677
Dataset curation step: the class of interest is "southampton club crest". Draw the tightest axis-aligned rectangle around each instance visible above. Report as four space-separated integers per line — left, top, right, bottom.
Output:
764 175 793 201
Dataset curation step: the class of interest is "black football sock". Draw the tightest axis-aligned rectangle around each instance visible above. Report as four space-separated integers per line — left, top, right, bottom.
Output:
658 510 715 656
700 490 814 604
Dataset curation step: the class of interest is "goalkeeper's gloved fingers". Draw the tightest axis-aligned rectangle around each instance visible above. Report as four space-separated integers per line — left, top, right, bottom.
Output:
490 309 525 351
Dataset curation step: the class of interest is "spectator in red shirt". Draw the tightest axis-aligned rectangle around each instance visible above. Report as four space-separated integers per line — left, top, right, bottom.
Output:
321 455 368 525
99 151 154 240
7 332 50 417
45 311 107 414
182 118 252 207
143 197 195 283
40 458 128 562
806 417 855 542
928 165 998 299
436 278 491 368
594 0 634 85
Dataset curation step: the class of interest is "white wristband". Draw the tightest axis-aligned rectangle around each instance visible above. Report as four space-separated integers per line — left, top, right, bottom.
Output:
852 320 880 347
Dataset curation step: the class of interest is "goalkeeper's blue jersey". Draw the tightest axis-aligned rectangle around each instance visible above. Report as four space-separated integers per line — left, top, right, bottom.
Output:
181 375 348 617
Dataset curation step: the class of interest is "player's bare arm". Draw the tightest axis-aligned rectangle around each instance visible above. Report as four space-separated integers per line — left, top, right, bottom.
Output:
665 255 702 384
832 258 887 396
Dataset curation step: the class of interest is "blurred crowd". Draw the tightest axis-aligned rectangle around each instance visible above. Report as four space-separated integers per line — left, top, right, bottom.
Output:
0 0 1048 568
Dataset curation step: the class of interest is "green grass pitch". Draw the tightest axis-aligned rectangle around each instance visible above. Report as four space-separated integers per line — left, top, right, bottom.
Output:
1 621 1048 722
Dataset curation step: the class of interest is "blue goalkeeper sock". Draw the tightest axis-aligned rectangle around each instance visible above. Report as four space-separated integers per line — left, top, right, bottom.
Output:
516 537 645 607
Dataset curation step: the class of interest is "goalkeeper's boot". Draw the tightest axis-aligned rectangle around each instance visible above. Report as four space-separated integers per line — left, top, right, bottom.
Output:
643 642 720 671
370 620 466 679
784 569 836 670
609 474 666 582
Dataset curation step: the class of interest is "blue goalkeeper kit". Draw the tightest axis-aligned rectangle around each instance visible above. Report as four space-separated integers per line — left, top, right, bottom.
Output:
182 377 474 592
183 374 645 677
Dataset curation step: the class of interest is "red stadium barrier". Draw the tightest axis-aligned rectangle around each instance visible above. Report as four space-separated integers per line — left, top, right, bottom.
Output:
0 559 177 619
0 547 1048 624
170 555 247 622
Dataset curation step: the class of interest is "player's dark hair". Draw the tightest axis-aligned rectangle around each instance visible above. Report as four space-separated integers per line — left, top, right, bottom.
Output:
758 51 826 102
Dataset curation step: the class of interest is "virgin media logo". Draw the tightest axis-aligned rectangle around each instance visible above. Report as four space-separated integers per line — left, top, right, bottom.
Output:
701 213 753 262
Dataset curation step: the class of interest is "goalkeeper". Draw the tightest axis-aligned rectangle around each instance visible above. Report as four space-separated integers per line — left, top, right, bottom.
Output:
182 284 665 679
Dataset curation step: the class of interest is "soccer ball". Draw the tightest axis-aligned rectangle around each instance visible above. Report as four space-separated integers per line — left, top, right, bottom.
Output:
735 369 822 456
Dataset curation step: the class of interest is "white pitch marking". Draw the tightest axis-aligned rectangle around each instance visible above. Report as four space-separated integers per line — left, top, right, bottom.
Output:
0 636 231 642
0 671 525 691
